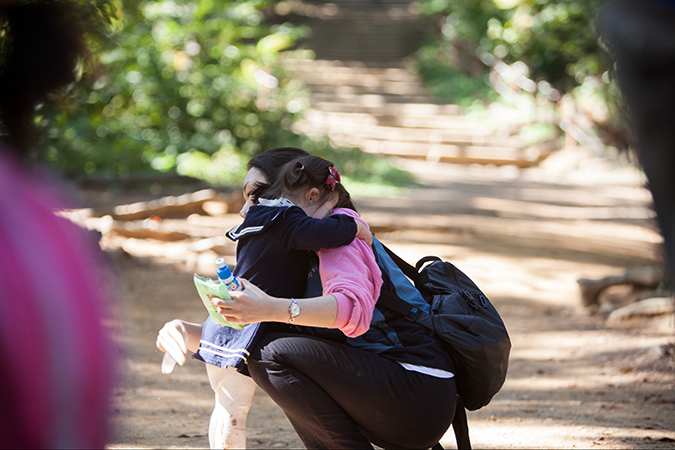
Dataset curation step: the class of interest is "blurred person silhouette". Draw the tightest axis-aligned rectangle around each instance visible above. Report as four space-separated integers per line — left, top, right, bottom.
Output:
599 0 675 284
0 1 114 448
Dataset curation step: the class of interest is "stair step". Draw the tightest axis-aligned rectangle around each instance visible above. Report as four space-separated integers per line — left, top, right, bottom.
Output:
300 111 511 141
305 122 521 147
294 71 422 85
300 83 429 97
307 0 418 5
358 141 540 166
294 121 536 166
284 50 540 166
308 100 464 116
310 92 438 104
303 110 484 131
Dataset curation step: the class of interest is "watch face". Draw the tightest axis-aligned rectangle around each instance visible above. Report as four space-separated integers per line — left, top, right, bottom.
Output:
290 302 301 316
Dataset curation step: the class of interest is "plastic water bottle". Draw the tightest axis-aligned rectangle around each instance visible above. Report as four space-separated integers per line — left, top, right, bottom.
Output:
215 258 243 291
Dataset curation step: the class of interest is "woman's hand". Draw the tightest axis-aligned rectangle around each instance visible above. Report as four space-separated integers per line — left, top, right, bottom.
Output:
212 279 286 324
156 319 202 366
355 220 373 246
214 279 340 328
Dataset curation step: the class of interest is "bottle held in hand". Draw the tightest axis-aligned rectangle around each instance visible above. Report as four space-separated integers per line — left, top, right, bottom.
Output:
160 334 189 374
161 352 177 374
215 258 243 291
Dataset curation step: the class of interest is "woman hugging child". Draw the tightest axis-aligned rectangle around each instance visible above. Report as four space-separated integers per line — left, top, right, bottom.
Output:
196 155 376 449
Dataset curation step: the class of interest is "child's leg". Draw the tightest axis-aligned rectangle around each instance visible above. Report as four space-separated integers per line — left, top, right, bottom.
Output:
206 364 257 449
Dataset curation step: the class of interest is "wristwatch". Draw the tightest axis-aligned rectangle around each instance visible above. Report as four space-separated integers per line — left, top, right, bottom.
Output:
288 298 301 323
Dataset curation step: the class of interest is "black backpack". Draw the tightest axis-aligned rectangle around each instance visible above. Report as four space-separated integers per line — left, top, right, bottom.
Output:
377 245 511 449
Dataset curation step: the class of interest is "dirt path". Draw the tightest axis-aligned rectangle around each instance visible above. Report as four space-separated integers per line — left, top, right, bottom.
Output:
90 156 674 449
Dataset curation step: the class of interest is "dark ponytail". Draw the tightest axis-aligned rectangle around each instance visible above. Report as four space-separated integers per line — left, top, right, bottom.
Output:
279 155 356 211
0 1 89 153
248 147 311 182
246 147 311 204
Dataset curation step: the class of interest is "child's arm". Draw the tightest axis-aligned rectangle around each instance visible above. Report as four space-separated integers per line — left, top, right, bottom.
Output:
282 207 360 252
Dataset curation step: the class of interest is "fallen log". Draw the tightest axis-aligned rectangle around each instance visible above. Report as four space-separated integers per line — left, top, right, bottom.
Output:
577 265 665 307
606 297 674 323
110 189 217 220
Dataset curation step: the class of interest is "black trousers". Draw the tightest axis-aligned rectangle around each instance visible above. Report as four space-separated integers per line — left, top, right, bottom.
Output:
248 330 457 450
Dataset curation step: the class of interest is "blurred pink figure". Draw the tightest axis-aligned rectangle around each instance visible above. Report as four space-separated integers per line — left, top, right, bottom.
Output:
0 152 115 449
0 1 115 447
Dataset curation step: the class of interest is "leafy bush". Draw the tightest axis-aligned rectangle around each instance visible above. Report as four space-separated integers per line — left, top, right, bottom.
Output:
415 42 498 108
419 0 610 92
14 0 416 191
416 0 626 147
32 0 311 185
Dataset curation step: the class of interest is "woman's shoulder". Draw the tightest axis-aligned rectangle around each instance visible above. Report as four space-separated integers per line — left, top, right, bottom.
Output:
331 208 361 220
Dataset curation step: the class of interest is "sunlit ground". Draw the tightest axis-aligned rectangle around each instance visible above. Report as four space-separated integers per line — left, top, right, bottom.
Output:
65 155 675 449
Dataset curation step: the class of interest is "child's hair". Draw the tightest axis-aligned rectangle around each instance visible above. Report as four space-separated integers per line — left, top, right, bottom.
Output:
257 155 356 211
248 147 311 183
245 147 311 205
283 156 356 211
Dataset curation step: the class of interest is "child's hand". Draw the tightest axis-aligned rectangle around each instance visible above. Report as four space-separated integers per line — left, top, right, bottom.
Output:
156 320 190 366
156 319 203 365
355 220 373 246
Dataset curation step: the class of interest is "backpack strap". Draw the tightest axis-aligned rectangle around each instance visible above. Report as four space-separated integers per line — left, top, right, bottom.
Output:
427 398 472 450
377 276 434 328
379 244 472 450
452 397 472 449
381 243 420 283
381 243 443 284
378 243 439 329
416 255 442 272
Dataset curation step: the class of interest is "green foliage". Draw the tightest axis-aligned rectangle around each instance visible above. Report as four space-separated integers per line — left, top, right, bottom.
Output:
518 122 558 146
35 0 313 185
418 0 610 92
24 0 416 191
309 140 417 189
415 0 628 146
415 42 498 108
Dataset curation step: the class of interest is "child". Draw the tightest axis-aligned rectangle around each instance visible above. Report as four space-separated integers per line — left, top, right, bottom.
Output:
195 156 372 449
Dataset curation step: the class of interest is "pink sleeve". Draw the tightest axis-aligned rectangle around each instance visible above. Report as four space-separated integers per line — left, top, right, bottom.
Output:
318 209 383 338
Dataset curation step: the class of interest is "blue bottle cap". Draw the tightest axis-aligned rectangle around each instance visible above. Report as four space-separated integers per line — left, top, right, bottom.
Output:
215 260 233 281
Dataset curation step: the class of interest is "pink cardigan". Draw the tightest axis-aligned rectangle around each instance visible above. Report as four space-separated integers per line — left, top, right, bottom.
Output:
320 208 383 337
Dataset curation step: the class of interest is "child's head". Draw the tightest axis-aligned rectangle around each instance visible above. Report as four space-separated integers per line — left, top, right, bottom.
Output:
241 147 311 217
258 155 355 217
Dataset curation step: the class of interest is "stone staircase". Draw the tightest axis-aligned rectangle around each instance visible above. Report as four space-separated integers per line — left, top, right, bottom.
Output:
281 0 550 167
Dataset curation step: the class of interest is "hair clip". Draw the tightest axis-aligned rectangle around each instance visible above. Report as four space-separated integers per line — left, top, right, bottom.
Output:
299 164 304 170
326 166 341 191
